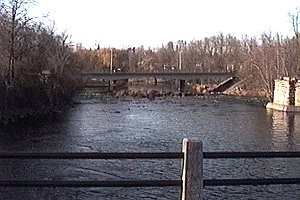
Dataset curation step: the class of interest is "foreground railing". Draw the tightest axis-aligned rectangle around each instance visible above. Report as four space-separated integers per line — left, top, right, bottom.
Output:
203 151 300 187
1 138 300 200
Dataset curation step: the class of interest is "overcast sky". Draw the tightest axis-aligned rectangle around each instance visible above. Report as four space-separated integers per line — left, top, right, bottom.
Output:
30 0 300 49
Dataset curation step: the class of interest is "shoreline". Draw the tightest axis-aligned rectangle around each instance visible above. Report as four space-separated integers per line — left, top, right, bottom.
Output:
112 88 269 106
0 107 65 129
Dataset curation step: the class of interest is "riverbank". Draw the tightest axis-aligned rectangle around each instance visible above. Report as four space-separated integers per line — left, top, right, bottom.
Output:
0 76 81 128
0 107 63 128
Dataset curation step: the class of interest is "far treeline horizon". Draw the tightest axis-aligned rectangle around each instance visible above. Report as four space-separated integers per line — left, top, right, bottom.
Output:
0 0 300 102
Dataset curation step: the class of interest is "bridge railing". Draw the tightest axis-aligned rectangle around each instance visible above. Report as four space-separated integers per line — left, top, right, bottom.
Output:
1 138 300 200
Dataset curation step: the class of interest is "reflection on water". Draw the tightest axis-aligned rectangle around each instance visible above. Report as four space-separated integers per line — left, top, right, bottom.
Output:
268 110 300 150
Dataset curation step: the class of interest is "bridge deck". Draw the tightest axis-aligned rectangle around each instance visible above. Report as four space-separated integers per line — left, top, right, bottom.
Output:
81 72 236 81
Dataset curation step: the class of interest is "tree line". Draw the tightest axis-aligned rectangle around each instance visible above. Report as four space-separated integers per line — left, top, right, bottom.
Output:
0 0 81 113
1 0 300 111
73 10 300 99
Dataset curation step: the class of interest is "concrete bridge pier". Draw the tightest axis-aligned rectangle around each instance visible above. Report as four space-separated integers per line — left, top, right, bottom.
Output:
108 81 111 92
154 78 158 86
179 80 186 92
266 77 300 112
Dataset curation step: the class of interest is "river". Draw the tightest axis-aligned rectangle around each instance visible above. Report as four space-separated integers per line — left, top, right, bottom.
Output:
0 88 300 200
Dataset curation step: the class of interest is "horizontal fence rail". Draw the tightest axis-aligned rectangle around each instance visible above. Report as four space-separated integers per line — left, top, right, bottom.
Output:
1 138 300 200
204 178 300 186
204 151 300 159
203 151 300 187
2 151 299 159
0 152 183 159
0 180 182 188
0 152 184 190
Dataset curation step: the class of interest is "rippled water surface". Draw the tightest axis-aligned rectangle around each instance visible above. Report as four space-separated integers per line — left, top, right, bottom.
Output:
0 90 300 199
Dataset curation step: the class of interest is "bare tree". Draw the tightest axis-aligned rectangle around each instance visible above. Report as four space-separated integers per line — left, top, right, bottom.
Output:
1 0 36 84
47 31 71 77
289 9 300 74
289 9 300 41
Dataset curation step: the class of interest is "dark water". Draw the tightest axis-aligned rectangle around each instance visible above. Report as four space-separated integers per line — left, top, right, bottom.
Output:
0 90 300 199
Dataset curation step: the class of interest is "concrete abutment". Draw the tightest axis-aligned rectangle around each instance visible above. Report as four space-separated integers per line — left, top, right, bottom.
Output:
266 77 300 112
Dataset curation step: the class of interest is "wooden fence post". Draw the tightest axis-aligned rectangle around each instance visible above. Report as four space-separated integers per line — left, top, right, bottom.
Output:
181 138 203 200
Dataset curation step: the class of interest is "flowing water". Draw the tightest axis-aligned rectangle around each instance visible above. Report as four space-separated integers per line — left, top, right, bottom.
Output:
0 88 300 199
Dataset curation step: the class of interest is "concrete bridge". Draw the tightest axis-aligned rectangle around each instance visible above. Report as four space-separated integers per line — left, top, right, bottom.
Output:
81 71 235 81
81 71 237 92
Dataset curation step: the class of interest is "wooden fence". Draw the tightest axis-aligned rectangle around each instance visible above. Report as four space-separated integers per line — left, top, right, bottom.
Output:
1 138 300 200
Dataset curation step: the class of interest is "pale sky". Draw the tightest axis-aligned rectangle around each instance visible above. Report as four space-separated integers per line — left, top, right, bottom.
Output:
30 0 300 49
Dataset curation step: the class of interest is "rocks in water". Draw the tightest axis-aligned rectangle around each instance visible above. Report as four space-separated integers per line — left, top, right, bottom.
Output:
147 90 156 100
114 90 129 98
192 84 209 94
112 89 191 100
